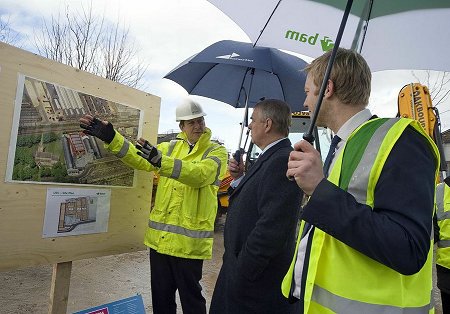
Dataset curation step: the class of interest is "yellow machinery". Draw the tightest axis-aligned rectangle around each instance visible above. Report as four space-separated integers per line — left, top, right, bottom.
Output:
398 83 447 175
218 170 233 211
398 83 437 141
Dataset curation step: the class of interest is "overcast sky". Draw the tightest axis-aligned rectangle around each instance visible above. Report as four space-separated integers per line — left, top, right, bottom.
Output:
2 0 450 151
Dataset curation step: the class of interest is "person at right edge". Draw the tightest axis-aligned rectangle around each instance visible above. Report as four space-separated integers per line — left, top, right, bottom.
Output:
435 177 450 313
283 47 440 313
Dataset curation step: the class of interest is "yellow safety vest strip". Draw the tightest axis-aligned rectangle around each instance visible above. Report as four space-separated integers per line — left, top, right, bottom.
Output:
283 118 438 313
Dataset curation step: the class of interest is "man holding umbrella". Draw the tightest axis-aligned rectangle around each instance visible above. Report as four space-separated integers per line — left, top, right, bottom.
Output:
80 98 228 314
283 48 439 312
210 99 302 314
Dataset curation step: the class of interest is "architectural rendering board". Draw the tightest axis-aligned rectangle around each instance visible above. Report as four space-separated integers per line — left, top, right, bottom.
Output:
6 75 142 187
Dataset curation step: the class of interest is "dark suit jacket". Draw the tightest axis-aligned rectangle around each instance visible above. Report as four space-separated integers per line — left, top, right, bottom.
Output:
210 138 302 314
303 125 436 275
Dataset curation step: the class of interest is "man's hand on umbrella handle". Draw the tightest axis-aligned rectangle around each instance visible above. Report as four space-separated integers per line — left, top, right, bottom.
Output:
286 140 324 195
79 115 115 144
136 138 162 167
229 154 244 180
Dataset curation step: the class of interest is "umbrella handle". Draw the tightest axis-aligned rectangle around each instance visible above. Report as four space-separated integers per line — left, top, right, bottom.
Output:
234 129 250 165
302 0 353 144
233 148 245 166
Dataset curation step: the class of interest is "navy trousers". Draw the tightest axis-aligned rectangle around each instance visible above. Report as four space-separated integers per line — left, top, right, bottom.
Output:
149 248 206 314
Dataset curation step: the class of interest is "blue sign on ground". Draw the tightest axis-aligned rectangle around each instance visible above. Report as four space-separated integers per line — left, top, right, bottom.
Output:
73 295 146 314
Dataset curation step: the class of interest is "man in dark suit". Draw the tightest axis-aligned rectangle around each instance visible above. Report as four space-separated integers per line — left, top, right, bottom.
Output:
210 99 302 314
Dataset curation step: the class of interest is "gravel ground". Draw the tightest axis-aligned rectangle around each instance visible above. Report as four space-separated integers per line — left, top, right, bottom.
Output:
0 217 443 313
0 217 226 314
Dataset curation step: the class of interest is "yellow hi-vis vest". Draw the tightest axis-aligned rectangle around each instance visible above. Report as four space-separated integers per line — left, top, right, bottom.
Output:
282 118 439 313
106 127 228 259
436 183 450 269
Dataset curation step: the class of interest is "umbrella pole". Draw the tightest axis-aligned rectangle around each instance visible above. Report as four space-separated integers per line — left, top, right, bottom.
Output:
235 68 255 164
237 110 247 152
303 0 353 144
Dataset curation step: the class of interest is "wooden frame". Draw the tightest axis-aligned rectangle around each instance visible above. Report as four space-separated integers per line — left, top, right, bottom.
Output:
0 42 161 271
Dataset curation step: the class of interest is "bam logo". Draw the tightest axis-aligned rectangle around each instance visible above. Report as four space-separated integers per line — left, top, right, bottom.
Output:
285 30 334 52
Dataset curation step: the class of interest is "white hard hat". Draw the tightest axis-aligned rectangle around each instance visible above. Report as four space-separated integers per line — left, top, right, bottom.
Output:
175 98 206 122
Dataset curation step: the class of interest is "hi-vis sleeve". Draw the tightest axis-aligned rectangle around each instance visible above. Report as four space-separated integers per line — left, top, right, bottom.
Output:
105 131 154 172
159 143 228 188
106 131 228 189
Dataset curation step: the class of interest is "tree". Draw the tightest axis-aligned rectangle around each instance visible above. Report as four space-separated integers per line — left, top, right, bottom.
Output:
34 2 147 88
42 132 58 143
0 15 20 45
412 70 450 109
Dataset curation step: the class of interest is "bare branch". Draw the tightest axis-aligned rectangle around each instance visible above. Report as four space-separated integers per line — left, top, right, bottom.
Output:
0 14 21 46
412 70 450 108
32 1 147 88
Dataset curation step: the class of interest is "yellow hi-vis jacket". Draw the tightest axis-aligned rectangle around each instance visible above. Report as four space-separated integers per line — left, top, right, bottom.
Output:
106 127 228 259
436 183 450 269
282 118 439 313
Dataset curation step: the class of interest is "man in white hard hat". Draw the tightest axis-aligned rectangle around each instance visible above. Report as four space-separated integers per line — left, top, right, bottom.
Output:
80 98 228 314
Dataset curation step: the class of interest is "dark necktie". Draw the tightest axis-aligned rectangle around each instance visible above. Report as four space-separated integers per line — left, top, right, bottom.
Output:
323 135 341 177
300 134 341 237
300 135 342 239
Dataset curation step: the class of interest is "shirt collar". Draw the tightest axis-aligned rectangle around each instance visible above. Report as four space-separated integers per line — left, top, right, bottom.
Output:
335 108 372 142
187 139 196 147
260 137 287 156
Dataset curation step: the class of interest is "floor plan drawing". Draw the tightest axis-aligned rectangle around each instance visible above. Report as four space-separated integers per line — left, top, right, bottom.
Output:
57 196 97 233
43 188 111 237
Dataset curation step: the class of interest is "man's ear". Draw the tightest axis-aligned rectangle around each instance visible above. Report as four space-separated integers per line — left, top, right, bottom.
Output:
325 79 335 98
265 118 273 133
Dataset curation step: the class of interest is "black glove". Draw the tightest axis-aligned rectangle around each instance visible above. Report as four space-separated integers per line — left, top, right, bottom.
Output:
80 117 115 144
136 140 162 167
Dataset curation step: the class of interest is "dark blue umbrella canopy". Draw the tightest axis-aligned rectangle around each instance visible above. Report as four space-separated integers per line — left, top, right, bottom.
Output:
164 40 308 112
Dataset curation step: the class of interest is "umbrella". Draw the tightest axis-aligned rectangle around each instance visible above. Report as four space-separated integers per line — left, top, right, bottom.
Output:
164 40 308 111
207 0 450 72
164 39 309 152
208 0 450 141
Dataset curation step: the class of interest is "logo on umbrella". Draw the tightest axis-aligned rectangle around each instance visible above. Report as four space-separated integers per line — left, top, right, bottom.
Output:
285 30 334 52
320 36 334 52
216 53 254 62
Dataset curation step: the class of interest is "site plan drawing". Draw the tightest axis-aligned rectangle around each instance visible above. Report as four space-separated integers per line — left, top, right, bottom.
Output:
43 187 111 237
6 75 142 187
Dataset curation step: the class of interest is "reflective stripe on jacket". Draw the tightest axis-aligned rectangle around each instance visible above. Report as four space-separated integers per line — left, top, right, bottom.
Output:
436 183 450 269
282 118 439 313
106 127 228 259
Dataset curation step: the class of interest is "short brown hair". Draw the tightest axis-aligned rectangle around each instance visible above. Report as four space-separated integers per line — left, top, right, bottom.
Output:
254 99 291 136
305 48 371 106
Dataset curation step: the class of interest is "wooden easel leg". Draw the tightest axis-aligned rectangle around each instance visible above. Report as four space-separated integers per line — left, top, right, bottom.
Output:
48 261 72 314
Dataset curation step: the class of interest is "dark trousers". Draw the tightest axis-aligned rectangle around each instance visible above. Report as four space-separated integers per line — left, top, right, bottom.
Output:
149 248 206 314
442 290 450 314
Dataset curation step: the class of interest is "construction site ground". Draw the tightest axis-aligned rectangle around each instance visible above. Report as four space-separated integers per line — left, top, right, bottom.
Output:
0 215 444 313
